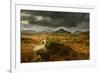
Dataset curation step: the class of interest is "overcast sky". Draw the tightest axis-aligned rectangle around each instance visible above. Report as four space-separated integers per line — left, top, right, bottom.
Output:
20 10 89 33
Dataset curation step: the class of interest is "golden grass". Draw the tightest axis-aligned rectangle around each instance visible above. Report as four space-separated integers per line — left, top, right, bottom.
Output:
21 32 89 63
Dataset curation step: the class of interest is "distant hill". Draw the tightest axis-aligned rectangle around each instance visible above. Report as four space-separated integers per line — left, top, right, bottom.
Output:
55 28 71 34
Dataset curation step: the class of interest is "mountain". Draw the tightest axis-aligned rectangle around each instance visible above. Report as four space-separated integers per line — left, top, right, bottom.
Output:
55 28 71 34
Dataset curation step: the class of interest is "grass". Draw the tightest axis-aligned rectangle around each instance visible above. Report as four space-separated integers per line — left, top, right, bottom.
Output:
21 31 89 63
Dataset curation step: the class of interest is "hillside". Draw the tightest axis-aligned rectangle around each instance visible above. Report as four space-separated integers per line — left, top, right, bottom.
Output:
21 31 89 63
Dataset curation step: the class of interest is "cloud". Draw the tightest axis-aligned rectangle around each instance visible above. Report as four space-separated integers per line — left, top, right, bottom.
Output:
21 24 89 33
21 10 89 32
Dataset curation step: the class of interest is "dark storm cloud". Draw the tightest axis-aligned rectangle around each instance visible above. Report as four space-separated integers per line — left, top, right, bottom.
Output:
21 10 89 33
21 10 89 27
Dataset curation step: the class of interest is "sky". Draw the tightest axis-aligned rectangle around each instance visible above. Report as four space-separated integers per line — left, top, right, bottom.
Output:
20 10 89 33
